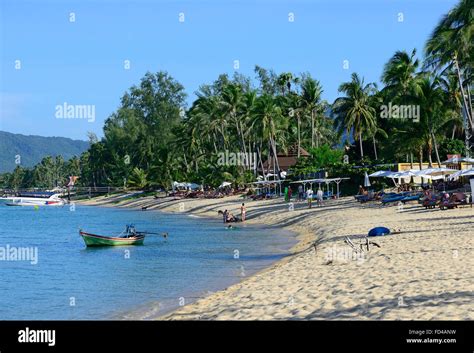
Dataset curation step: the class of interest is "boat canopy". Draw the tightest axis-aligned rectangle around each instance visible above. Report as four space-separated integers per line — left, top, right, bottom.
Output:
17 191 57 198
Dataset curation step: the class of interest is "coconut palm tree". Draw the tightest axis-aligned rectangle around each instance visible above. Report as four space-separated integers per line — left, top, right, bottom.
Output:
221 83 246 156
382 49 423 100
251 94 287 178
276 72 299 95
424 0 473 137
300 77 324 148
332 73 378 159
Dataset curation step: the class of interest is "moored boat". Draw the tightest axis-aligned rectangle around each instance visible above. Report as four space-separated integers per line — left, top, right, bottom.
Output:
0 191 65 207
79 225 145 247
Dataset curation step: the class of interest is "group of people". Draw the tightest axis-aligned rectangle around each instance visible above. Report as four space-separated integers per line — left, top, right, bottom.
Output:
219 203 247 224
285 185 323 207
305 187 324 208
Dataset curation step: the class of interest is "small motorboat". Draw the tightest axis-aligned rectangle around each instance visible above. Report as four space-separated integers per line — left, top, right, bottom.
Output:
1 191 65 207
79 225 145 247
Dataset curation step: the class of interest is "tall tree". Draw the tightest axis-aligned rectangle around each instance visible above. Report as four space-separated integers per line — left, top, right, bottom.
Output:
300 77 324 148
332 73 378 159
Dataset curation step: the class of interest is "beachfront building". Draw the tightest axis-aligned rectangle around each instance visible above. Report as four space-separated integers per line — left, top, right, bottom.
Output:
261 145 310 174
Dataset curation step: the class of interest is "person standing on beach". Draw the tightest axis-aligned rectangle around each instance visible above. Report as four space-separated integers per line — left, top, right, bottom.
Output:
298 184 304 201
316 188 324 207
306 188 313 209
240 203 246 222
288 187 292 201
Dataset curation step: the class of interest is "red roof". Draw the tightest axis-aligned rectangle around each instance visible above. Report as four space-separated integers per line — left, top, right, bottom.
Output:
261 145 310 171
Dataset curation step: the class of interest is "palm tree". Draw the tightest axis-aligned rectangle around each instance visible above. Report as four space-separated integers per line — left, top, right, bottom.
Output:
127 167 149 189
251 95 287 178
401 74 457 167
300 77 324 148
439 70 464 140
382 49 423 99
221 83 247 157
276 72 299 95
424 0 473 139
332 73 378 159
192 95 228 150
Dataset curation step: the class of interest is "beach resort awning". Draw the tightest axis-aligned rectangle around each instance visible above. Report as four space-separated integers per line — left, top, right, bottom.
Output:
289 177 350 184
172 182 201 190
442 156 474 164
390 170 418 178
412 168 457 179
289 177 350 198
248 180 285 185
368 170 414 179
368 170 394 177
448 168 474 180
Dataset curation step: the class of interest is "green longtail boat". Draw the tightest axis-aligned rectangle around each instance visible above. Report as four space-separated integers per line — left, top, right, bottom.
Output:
79 225 145 247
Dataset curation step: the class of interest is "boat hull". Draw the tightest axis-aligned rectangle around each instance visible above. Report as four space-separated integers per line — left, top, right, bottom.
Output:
1 197 65 207
79 231 145 247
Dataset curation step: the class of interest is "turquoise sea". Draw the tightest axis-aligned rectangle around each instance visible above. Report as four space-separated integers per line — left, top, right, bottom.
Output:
0 204 295 319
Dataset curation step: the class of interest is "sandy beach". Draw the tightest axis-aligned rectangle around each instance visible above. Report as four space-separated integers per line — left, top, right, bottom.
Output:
79 194 474 320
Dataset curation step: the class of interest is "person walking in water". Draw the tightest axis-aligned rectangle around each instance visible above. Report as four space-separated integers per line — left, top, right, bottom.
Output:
223 209 228 223
240 203 246 222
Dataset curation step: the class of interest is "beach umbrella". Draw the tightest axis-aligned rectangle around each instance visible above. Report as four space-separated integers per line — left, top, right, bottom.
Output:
442 156 474 164
389 170 417 178
448 169 474 180
413 167 456 179
364 172 371 187
369 170 393 177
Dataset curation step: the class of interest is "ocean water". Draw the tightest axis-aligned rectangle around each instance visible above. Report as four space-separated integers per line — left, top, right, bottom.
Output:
0 204 295 320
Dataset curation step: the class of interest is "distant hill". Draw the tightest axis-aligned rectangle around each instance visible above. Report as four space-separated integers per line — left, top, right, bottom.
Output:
0 131 90 173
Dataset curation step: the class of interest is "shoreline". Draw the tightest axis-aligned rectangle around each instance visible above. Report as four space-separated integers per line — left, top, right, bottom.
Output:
77 193 474 320
77 194 313 320
77 194 308 320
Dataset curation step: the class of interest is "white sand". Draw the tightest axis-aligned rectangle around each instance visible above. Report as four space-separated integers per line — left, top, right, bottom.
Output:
79 194 474 320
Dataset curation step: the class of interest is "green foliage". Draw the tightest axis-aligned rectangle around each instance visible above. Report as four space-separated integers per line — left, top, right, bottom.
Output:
1 0 471 191
127 167 149 189
438 138 466 158
291 145 344 175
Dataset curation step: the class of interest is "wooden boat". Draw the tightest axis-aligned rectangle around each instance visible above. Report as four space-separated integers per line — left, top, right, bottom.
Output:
79 228 145 247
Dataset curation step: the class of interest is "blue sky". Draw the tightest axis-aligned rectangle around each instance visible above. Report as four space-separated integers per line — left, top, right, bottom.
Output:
0 0 457 140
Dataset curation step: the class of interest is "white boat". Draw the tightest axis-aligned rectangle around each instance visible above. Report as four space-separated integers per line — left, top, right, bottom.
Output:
0 191 65 207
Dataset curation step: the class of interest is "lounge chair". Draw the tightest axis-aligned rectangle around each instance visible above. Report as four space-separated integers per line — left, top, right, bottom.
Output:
422 197 439 209
381 193 405 205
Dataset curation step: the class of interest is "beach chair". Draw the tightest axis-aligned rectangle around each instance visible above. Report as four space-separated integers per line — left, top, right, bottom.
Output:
439 199 458 210
423 197 439 209
381 193 405 205
323 191 333 200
